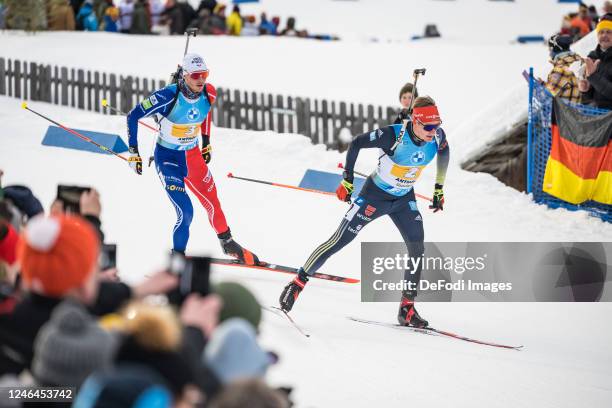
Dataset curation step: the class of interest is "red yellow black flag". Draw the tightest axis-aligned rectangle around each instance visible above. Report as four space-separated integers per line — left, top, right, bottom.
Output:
543 98 612 205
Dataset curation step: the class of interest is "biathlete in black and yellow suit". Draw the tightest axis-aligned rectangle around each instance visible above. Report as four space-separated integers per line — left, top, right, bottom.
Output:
279 96 449 327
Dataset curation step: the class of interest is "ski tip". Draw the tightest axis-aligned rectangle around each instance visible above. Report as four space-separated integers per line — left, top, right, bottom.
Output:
227 172 233 178
21 101 27 109
101 99 108 107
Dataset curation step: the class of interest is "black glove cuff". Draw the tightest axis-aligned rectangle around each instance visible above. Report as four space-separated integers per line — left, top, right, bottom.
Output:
342 170 354 183
434 183 443 190
202 135 210 148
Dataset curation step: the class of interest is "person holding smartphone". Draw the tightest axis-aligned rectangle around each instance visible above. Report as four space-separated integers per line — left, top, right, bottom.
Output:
126 53 259 265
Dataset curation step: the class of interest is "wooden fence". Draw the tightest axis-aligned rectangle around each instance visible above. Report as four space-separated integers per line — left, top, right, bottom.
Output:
0 57 396 148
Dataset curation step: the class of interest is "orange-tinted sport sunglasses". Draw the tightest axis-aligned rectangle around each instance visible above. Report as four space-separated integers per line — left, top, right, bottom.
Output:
187 71 209 81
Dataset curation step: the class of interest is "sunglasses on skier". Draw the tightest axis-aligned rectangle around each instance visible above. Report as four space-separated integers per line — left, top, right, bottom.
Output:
415 119 442 132
187 71 209 81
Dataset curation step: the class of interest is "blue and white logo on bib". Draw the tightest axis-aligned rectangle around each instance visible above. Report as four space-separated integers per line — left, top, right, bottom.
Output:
187 107 200 121
411 151 425 164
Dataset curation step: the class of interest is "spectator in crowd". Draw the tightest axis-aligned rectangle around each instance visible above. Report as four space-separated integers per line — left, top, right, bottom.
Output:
579 14 612 109
588 5 600 25
118 0 135 33
569 12 591 39
208 3 227 34
197 0 217 15
226 5 242 36
0 1 6 30
5 0 47 31
149 0 165 27
161 0 185 35
605 1 612 15
190 7 213 34
130 0 150 34
0 212 178 376
74 364 173 408
241 15 259 36
101 0 120 32
32 300 118 390
559 14 574 37
546 34 583 104
48 0 76 31
76 0 99 31
578 2 594 31
178 0 197 30
208 379 289 408
259 12 277 35
392 82 418 124
280 16 307 38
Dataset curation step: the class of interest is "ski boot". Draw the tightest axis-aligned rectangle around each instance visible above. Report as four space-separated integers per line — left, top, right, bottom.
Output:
397 294 429 328
279 268 309 312
217 228 260 266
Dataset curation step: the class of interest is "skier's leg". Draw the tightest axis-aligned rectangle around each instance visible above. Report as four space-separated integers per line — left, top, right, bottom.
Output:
302 196 385 276
280 195 388 312
154 147 193 253
389 192 427 327
184 147 259 264
184 147 228 234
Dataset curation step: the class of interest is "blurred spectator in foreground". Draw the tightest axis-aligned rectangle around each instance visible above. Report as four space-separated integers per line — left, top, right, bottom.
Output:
130 0 151 34
0 214 178 376
546 34 583 104
76 0 99 31
208 379 289 408
605 1 612 15
579 14 612 109
32 300 118 390
259 12 277 35
118 0 135 33
226 5 242 36
48 0 76 31
241 15 258 36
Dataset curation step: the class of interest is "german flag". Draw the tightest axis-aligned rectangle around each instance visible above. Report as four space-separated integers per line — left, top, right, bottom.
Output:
543 98 612 205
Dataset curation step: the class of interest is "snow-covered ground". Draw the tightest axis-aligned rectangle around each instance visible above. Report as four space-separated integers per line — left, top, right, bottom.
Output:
1 0 612 406
1 96 611 407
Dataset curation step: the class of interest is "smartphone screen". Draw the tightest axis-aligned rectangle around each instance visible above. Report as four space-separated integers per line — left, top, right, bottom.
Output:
99 244 117 271
56 185 91 214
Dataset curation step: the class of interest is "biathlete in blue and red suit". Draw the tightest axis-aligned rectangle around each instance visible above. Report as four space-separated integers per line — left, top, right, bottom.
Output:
126 53 259 264
279 96 450 327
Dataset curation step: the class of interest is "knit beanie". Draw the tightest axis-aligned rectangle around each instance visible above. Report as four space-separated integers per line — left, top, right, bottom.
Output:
18 215 99 297
204 318 276 385
33 301 118 388
214 282 262 330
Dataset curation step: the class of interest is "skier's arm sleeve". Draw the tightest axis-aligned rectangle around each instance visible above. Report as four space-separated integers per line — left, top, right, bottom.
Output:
126 87 175 149
201 83 217 142
343 126 396 180
435 128 450 186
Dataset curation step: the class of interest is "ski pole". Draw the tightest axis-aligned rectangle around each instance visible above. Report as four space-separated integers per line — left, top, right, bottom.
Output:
21 102 127 161
227 173 335 196
102 99 158 133
337 163 432 202
102 99 159 167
